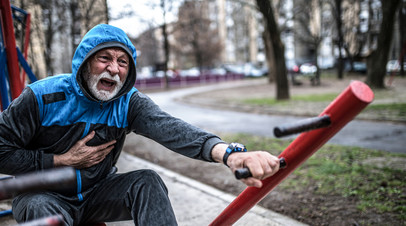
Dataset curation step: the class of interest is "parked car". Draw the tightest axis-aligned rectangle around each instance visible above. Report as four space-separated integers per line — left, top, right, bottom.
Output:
299 63 317 75
155 70 177 78
387 60 406 74
353 62 367 74
344 61 367 74
137 66 154 79
179 67 200 77
286 59 300 74
223 63 244 74
223 63 266 77
242 63 266 77
208 67 227 76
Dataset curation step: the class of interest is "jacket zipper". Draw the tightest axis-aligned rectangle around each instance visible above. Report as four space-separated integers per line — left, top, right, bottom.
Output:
76 169 83 201
76 123 91 201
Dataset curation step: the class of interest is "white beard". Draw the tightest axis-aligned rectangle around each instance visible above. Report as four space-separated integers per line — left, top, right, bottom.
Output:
84 71 124 101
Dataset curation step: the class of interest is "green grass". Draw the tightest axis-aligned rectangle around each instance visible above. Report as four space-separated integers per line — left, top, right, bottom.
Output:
219 133 406 221
291 93 338 102
242 93 406 120
365 103 406 117
242 93 339 106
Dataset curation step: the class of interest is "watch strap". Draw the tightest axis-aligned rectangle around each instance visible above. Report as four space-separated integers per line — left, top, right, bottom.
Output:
223 143 247 167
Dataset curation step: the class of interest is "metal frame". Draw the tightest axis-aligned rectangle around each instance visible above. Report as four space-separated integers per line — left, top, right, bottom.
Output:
0 0 36 110
210 81 374 225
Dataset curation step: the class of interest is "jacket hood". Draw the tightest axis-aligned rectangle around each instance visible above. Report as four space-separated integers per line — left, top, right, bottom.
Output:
71 24 137 102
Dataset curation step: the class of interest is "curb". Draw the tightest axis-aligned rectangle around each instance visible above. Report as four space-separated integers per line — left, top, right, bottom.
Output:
116 152 307 226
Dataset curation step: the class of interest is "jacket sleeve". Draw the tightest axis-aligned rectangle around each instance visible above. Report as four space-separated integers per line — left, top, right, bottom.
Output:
0 88 54 175
128 92 225 162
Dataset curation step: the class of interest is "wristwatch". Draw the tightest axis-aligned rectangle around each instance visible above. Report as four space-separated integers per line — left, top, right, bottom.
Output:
223 142 247 167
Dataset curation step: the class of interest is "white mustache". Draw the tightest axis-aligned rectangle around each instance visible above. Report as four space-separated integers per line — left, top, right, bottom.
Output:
98 71 121 83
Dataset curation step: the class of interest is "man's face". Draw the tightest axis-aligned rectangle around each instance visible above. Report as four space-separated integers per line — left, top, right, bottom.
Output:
84 48 130 101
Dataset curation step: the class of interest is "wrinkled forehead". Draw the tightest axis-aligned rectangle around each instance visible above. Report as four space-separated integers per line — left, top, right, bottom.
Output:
92 47 130 60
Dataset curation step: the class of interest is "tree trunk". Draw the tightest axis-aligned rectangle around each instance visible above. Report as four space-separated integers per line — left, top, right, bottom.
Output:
256 0 289 100
161 0 170 89
399 1 406 76
44 4 54 75
366 0 401 88
334 0 344 79
313 43 321 86
69 0 81 52
263 28 275 83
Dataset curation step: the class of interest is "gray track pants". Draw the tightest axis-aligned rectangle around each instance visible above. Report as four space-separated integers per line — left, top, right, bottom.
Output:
12 169 177 226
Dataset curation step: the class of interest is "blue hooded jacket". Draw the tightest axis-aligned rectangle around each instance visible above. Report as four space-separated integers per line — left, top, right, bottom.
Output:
0 24 223 201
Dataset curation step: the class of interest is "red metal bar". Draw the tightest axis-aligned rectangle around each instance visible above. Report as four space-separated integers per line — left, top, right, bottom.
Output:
210 80 374 225
0 0 22 99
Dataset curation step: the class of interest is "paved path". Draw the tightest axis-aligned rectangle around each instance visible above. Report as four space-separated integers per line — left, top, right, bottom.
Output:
2 79 404 225
0 153 306 226
146 80 406 154
106 152 306 226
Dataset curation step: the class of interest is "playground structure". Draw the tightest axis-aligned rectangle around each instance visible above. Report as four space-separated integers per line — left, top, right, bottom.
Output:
0 167 75 226
0 0 37 111
1 2 57 225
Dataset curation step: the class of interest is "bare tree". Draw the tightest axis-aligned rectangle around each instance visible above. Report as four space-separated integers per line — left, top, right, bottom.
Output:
27 0 68 75
330 0 345 79
256 0 289 100
134 29 160 68
328 0 370 76
342 0 366 70
161 0 171 89
226 1 255 64
11 0 47 78
68 0 108 53
68 0 81 52
10 0 108 76
174 1 223 70
366 0 401 88
262 26 275 82
292 0 328 86
81 0 109 31
398 0 406 76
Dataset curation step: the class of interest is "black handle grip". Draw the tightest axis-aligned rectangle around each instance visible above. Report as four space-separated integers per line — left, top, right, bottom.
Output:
273 115 331 138
235 158 286 180
234 168 252 180
0 167 76 200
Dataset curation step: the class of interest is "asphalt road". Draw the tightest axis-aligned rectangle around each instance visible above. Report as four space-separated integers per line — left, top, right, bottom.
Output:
145 81 406 154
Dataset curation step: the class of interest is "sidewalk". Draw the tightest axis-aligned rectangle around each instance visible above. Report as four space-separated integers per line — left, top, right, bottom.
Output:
112 152 307 226
0 152 306 226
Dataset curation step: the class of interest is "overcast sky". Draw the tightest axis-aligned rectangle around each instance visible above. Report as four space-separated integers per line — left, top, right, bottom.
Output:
107 0 179 38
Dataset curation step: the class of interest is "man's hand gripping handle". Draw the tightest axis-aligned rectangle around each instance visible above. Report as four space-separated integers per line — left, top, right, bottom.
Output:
235 158 287 179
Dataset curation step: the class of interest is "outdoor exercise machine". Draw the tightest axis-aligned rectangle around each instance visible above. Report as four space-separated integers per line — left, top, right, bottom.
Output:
0 167 76 226
0 2 57 225
0 0 37 111
0 167 76 201
210 80 374 225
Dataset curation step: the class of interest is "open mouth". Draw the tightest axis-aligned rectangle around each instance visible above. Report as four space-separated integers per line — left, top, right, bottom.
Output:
100 78 117 90
100 78 116 87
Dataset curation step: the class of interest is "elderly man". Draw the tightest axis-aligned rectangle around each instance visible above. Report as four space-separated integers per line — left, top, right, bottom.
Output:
0 24 279 225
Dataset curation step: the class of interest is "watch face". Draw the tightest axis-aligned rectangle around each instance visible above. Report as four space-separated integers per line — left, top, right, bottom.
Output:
231 143 247 152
